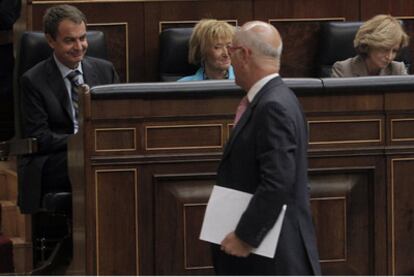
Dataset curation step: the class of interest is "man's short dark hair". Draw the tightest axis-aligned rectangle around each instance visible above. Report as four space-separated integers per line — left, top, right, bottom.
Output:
43 4 87 39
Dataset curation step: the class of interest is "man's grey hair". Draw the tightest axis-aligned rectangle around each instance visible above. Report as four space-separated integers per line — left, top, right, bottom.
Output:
235 28 283 59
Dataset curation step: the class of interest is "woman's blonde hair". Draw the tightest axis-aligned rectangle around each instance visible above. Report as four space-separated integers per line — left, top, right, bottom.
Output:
354 14 409 56
188 19 235 66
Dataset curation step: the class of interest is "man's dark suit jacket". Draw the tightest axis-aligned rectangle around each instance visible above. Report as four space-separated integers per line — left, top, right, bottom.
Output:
212 76 321 275
18 55 119 214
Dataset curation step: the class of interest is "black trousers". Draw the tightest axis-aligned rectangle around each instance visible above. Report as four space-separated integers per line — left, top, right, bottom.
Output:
41 151 71 195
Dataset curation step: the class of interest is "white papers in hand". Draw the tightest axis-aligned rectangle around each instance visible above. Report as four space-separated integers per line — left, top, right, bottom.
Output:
199 185 287 258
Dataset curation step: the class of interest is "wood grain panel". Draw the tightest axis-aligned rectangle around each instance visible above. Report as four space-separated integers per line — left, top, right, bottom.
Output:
154 174 215 275
311 197 347 262
385 91 414 111
360 0 391 19
95 128 136 152
146 124 223 150
301 93 383 114
95 169 138 275
390 118 414 142
308 118 383 146
309 171 374 275
88 23 129 82
390 158 414 275
91 97 239 119
254 0 360 21
183 204 212 269
271 19 343 77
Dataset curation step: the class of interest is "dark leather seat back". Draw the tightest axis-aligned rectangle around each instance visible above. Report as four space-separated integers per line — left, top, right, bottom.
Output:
159 28 198 81
316 22 362 77
316 21 411 77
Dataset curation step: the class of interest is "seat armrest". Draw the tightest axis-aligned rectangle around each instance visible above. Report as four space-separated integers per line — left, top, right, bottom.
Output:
0 137 38 159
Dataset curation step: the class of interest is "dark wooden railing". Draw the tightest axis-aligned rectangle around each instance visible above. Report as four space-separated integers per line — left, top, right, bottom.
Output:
68 77 414 275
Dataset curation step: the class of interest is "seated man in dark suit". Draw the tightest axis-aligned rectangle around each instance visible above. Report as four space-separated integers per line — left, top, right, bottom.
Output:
18 4 119 214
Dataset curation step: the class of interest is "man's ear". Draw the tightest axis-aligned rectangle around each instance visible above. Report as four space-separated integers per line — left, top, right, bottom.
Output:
240 47 251 63
45 34 55 49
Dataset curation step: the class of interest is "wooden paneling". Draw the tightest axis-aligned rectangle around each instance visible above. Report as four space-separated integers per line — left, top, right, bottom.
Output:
145 124 223 150
153 169 376 275
90 97 239 119
308 117 383 146
254 0 360 21
95 128 137 152
68 79 414 275
95 168 139 275
390 117 414 143
312 197 347 262
310 171 374 275
360 0 414 19
271 19 343 77
154 174 214 275
300 93 383 114
88 23 129 82
390 158 414 275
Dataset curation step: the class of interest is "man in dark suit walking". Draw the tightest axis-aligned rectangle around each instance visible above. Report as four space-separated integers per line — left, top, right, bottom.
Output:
18 4 119 214
211 21 321 275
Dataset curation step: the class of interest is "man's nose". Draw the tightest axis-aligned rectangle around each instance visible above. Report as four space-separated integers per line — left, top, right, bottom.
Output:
74 39 82 49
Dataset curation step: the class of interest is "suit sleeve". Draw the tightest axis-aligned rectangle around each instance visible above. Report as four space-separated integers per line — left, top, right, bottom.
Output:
20 75 69 154
395 61 408 75
331 61 345 77
96 59 120 84
235 101 297 248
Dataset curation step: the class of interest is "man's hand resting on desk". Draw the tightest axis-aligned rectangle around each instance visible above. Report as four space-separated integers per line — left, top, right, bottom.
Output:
220 231 253 257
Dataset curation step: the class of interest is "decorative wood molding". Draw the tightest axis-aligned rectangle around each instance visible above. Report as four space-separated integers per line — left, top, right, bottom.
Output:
308 119 382 145
390 118 414 142
95 168 139 275
94 127 137 152
183 203 213 270
145 124 224 151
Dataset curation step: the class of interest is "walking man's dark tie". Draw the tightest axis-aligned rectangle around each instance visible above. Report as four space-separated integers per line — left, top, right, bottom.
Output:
66 70 83 119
